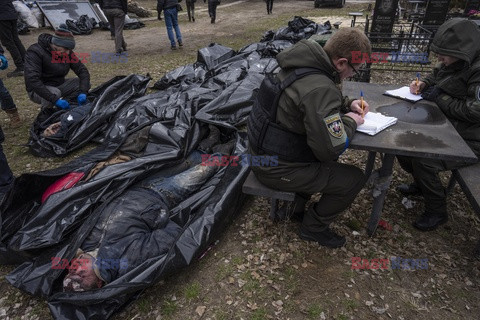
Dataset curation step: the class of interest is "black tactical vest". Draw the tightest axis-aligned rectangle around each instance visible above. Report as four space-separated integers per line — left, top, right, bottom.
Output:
247 67 329 163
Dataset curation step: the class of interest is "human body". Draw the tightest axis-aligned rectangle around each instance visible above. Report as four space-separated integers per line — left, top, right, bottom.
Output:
0 0 26 77
247 29 371 248
24 25 90 110
99 0 128 54
399 19 480 231
157 0 183 49
62 151 220 291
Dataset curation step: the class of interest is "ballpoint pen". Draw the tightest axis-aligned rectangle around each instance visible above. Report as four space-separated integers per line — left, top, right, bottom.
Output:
360 90 364 118
416 72 420 95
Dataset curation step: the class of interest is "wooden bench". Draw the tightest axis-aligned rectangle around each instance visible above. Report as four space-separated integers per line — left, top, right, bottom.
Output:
449 163 480 256
242 171 295 221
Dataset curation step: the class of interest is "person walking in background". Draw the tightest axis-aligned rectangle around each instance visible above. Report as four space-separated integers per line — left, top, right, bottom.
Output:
205 0 220 24
0 0 27 78
265 0 273 14
186 0 196 22
0 45 22 128
157 0 183 50
99 0 128 54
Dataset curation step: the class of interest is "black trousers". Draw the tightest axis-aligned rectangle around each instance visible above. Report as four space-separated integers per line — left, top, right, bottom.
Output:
186 1 195 21
208 2 218 20
0 19 26 70
397 156 473 214
266 0 273 14
253 161 366 232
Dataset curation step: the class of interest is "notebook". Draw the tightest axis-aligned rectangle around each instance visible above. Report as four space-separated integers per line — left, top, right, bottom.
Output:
384 86 423 103
356 112 398 136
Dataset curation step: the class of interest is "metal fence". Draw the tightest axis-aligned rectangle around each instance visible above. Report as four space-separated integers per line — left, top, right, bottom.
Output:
352 21 435 82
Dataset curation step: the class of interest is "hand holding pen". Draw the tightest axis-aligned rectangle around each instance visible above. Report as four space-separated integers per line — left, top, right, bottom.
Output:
410 72 426 95
347 91 369 124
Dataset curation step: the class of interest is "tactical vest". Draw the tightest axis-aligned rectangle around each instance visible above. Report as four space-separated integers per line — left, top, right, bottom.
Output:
248 67 330 163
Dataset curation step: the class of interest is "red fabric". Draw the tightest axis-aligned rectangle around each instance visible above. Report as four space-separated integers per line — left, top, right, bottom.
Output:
378 219 393 231
41 172 84 203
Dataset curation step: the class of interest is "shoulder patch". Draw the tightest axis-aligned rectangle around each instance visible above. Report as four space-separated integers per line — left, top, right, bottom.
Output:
324 114 344 138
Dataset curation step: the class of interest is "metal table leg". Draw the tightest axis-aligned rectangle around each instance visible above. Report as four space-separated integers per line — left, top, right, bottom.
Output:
365 151 376 177
367 153 395 237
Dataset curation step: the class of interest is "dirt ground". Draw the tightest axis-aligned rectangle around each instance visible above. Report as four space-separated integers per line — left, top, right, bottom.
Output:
1 0 480 319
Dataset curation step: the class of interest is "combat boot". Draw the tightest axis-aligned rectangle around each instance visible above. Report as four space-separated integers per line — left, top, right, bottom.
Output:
299 225 346 248
413 211 448 231
5 108 22 128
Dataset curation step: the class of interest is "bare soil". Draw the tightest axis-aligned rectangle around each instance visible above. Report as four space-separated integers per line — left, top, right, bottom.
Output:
0 1 479 320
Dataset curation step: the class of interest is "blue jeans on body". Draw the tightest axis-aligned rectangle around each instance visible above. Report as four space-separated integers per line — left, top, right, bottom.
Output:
164 7 182 47
137 151 220 208
0 79 16 111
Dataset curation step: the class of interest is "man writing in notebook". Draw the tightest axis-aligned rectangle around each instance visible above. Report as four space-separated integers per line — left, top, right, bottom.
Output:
399 19 480 231
247 28 372 248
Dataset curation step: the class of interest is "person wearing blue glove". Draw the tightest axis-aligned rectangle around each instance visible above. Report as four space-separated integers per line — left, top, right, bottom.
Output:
397 19 480 232
24 24 90 110
0 44 22 128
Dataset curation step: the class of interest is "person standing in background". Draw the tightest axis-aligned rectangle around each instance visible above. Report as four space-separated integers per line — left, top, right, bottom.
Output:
0 45 22 128
0 0 27 78
265 0 273 14
99 0 128 54
157 0 183 50
205 0 220 24
186 0 196 22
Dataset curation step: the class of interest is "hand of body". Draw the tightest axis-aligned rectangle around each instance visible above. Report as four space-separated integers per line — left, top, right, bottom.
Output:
410 80 426 95
0 55 8 70
55 99 70 110
77 93 87 105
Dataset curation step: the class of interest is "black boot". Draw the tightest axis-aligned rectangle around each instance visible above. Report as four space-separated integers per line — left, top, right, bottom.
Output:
299 225 346 248
397 183 423 196
413 211 448 231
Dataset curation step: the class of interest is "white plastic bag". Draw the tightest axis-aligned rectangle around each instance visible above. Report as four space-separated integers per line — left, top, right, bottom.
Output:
30 6 44 28
12 1 39 28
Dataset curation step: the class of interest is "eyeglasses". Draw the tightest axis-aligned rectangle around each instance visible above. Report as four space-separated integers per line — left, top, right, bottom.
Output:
347 60 361 77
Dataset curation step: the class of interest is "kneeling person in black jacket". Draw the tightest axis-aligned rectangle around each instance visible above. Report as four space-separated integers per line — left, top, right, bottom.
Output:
24 24 90 111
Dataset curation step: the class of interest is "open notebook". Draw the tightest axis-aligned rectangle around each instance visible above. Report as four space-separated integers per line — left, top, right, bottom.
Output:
356 112 398 136
384 86 423 103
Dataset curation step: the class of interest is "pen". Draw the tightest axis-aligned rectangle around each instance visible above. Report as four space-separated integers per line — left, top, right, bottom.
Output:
416 72 420 95
360 90 364 118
